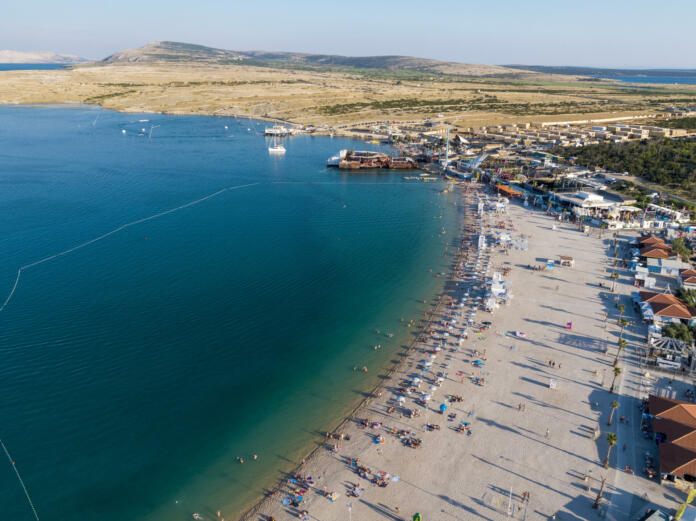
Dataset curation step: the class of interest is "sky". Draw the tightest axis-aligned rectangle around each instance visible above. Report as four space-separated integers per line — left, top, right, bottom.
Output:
1 0 694 68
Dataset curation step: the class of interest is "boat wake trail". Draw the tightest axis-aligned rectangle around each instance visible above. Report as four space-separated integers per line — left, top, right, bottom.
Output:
0 182 260 314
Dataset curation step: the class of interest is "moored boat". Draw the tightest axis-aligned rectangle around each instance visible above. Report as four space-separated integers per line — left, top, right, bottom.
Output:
327 149 347 167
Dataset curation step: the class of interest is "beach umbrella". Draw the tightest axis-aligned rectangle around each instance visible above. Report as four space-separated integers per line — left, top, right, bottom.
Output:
397 396 405 403
423 394 431 401
424 361 433 367
413 377 422 384
430 385 438 391
439 403 448 413
429 354 436 359
413 513 422 521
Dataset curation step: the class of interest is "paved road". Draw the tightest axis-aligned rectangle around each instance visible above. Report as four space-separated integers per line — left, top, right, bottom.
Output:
603 235 681 520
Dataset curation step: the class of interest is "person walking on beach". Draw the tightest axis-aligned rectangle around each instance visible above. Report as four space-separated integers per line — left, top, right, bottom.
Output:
545 428 550 439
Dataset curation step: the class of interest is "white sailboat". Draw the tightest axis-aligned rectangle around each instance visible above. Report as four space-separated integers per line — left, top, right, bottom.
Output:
268 140 286 154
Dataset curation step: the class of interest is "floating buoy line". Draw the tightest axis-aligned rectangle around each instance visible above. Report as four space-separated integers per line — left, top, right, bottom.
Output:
0 182 260 314
1 438 40 521
0 178 447 315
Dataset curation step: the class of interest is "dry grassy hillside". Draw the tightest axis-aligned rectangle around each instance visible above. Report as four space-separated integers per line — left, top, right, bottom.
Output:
1 52 695 127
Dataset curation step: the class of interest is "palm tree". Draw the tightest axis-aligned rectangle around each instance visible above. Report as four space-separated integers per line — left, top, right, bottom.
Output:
611 271 619 292
614 338 627 366
610 367 622 393
618 318 629 340
608 400 619 426
593 476 607 509
605 433 617 468
617 303 625 323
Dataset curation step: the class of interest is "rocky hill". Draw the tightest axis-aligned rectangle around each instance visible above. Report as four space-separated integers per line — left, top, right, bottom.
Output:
101 41 523 77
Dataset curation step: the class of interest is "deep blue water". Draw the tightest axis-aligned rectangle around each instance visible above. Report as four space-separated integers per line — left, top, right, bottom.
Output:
0 63 68 71
504 65 696 85
0 105 457 521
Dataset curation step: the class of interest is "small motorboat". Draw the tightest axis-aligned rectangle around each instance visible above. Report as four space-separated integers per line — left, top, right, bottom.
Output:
268 144 286 154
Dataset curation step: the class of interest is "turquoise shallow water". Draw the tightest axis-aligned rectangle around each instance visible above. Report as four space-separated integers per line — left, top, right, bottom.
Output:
0 105 457 521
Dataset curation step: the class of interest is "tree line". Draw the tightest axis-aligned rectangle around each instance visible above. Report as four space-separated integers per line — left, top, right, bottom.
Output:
553 139 696 189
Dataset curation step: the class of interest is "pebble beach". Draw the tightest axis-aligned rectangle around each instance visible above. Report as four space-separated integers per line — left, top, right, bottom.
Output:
246 181 645 521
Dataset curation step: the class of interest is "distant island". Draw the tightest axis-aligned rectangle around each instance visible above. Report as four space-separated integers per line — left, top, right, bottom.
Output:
0 50 88 64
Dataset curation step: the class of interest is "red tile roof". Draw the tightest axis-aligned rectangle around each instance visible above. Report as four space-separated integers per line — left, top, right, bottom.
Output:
650 395 696 477
639 236 667 246
639 291 683 306
641 246 672 259
650 302 696 319
660 442 696 477
654 418 696 448
649 395 693 417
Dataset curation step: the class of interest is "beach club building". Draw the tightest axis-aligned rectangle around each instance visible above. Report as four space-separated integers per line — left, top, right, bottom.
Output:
679 269 696 290
648 395 696 482
641 333 696 373
639 236 673 260
554 191 616 218
551 190 644 227
647 258 691 277
635 291 696 326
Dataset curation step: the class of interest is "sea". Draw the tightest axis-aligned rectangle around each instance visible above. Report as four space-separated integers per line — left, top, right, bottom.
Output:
0 105 459 521
606 75 696 85
0 63 68 71
504 65 696 85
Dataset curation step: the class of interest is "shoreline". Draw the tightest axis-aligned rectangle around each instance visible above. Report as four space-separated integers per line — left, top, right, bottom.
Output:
237 184 471 521
0 106 457 521
249 181 677 521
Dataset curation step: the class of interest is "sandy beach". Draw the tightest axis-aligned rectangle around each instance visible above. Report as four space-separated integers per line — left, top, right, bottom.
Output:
239 183 682 521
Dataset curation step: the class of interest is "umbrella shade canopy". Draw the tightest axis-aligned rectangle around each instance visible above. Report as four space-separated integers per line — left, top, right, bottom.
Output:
440 403 448 412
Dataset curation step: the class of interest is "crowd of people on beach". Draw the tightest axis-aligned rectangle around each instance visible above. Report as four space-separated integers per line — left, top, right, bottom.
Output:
255 183 544 521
